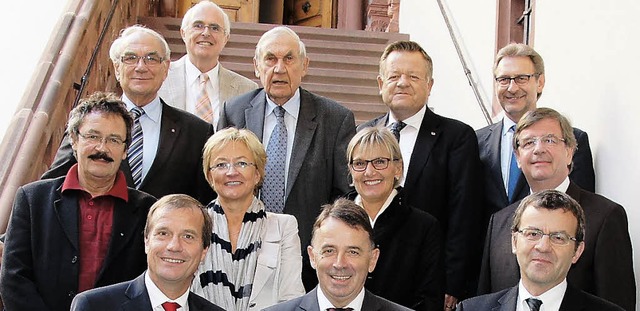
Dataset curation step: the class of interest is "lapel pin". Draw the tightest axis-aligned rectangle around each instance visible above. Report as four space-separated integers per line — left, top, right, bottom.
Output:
431 132 436 136
171 129 176 133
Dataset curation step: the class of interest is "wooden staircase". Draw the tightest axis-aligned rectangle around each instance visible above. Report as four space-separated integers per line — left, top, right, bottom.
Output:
138 17 410 124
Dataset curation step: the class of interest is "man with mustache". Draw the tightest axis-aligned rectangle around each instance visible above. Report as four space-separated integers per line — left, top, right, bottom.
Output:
478 108 634 310
0 92 157 311
158 1 257 127
42 25 215 205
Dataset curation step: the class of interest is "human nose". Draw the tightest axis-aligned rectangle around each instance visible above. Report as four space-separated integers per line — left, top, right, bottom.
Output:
534 234 552 251
363 161 376 175
225 164 240 175
332 251 347 269
506 78 520 92
166 234 183 252
274 59 286 74
396 74 410 87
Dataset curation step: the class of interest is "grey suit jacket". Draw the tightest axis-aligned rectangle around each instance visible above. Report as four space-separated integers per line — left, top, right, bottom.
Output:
477 182 635 311
261 287 413 311
158 55 258 123
459 284 624 311
70 273 225 311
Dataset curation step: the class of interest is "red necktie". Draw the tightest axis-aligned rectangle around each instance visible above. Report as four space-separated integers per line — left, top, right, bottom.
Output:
162 301 181 311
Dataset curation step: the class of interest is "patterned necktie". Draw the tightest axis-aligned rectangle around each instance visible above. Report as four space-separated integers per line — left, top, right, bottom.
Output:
128 107 145 189
525 297 542 311
327 308 353 311
507 125 521 202
262 106 287 213
196 73 213 123
162 301 181 311
389 121 407 141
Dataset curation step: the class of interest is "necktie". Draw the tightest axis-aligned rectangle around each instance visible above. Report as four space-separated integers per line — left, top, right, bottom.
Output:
389 121 407 141
196 73 213 123
129 107 145 189
327 308 353 311
507 125 521 202
262 106 287 213
162 301 181 311
525 297 542 311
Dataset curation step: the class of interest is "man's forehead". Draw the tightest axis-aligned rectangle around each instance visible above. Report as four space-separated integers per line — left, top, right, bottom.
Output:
190 6 224 23
520 206 577 230
122 33 164 54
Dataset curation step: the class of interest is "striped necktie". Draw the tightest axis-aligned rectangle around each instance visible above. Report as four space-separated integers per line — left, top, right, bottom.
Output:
128 107 145 189
525 297 542 311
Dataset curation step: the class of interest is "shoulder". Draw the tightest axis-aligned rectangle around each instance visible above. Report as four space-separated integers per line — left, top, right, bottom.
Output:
220 66 258 87
71 280 132 309
262 294 306 310
458 287 511 309
267 212 299 227
161 101 211 130
357 115 386 131
19 177 64 194
188 292 226 311
564 285 625 311
430 110 475 133
126 189 157 209
300 88 352 115
168 55 186 72
364 290 413 310
225 89 264 107
476 122 501 139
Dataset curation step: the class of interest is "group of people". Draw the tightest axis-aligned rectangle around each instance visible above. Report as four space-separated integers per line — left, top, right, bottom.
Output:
0 1 635 311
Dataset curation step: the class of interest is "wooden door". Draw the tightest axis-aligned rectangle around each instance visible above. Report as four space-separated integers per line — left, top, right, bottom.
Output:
177 0 260 22
287 0 335 27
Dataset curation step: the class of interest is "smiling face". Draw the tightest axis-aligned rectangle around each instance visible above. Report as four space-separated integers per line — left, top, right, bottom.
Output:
254 31 309 106
378 50 433 121
512 205 584 295
495 56 545 122
181 4 228 71
207 141 261 207
308 217 379 308
350 143 401 208
113 32 169 106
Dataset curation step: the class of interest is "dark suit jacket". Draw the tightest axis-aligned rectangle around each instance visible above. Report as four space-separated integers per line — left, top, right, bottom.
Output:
0 176 157 311
358 108 483 298
70 273 224 311
41 100 215 204
477 182 635 311
261 287 413 311
459 284 624 311
219 88 355 289
476 120 595 219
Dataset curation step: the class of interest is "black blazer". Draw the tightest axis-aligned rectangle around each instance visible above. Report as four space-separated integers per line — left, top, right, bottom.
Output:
0 176 157 311
477 182 635 311
41 100 215 204
70 273 225 311
358 108 484 299
459 284 624 311
476 120 595 219
262 287 413 311
346 189 444 310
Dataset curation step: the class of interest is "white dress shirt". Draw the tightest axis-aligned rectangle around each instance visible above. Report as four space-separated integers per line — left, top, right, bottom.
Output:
500 117 518 192
354 189 398 228
145 271 190 311
317 285 365 311
516 279 567 311
387 104 427 186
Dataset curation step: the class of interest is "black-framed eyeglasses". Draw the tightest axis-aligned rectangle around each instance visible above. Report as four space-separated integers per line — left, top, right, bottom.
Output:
120 54 165 66
517 134 566 150
495 74 539 86
209 161 256 172
78 132 125 148
515 228 577 246
350 157 398 172
191 22 224 34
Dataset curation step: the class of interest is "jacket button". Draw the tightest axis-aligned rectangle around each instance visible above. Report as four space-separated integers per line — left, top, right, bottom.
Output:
71 256 78 264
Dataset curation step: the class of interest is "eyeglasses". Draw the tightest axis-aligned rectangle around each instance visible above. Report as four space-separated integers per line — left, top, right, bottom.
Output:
78 133 125 148
120 54 165 66
517 134 566 150
191 22 224 34
516 228 577 246
209 161 256 172
495 74 539 86
350 157 398 172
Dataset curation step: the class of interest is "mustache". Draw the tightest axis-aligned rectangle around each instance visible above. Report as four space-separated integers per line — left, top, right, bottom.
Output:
88 152 114 162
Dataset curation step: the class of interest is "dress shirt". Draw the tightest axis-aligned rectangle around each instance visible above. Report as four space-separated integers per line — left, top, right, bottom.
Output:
529 177 570 195
317 286 365 311
123 94 162 183
262 89 301 187
387 104 427 186
185 60 220 126
501 117 518 191
145 271 190 311
354 189 398 227
516 279 567 311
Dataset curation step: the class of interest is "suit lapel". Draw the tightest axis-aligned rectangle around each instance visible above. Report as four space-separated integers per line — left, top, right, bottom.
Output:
484 121 509 200
245 92 267 140
218 66 236 105
496 287 518 311
362 290 383 310
53 190 79 250
299 288 321 311
559 284 586 311
143 101 181 186
250 217 280 301
173 57 187 109
122 274 152 310
287 89 318 197
405 109 440 187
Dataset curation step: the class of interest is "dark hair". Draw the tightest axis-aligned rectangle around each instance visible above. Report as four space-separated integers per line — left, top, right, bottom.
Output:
311 198 375 248
144 194 213 249
66 92 133 148
379 40 433 80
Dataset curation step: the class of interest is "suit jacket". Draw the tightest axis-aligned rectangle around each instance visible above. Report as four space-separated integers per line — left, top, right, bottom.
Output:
476 120 595 219
346 189 444 311
0 176 157 311
158 55 258 124
358 108 483 298
459 284 624 311
219 88 355 290
477 182 635 311
261 287 413 311
70 273 225 311
41 100 215 204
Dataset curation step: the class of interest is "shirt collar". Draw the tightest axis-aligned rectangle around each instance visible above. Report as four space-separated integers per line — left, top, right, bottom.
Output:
145 271 190 310
502 117 518 136
61 163 129 201
317 285 365 311
185 58 220 87
518 279 567 311
354 189 398 227
388 104 426 130
122 93 162 124
265 88 301 119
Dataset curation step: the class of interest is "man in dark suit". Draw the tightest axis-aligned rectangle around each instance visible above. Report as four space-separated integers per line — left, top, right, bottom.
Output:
71 194 224 311
478 108 634 310
460 190 623 311
42 25 215 205
358 40 483 308
218 26 355 289
476 43 595 221
263 199 411 311
0 92 157 311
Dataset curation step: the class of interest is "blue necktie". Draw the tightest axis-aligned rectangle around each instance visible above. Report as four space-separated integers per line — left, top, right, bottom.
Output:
263 106 287 213
129 107 144 189
389 121 406 141
507 125 521 202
